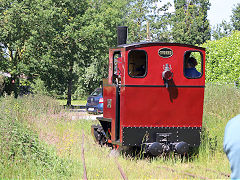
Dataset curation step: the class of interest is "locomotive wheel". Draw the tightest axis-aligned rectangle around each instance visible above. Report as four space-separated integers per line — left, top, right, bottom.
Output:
187 147 199 159
91 125 107 146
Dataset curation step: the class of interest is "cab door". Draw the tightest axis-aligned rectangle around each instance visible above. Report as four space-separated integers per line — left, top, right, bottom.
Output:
113 51 121 141
104 50 122 142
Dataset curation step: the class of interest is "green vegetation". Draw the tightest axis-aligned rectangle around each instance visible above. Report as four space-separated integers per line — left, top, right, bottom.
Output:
0 0 171 102
201 83 240 154
1 83 238 178
212 3 239 40
0 0 239 178
0 95 73 178
172 0 211 45
231 3 240 31
1 0 226 104
57 99 87 106
202 31 240 84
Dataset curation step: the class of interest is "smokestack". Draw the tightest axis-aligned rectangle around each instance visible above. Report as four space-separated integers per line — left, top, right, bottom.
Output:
117 26 128 46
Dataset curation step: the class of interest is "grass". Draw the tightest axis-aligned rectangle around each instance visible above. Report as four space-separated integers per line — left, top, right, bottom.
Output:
1 83 239 178
57 99 87 106
0 95 72 179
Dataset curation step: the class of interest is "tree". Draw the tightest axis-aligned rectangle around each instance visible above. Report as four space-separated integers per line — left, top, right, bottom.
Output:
172 0 211 45
27 0 130 103
0 0 129 102
212 20 233 40
231 3 240 31
25 0 91 105
0 0 36 97
123 0 157 43
118 0 172 43
0 0 176 101
73 0 128 97
151 2 173 42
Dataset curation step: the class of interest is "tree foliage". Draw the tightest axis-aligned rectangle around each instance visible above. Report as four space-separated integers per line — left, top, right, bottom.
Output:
73 0 128 97
0 0 36 97
231 3 240 31
211 3 240 40
2 0 238 102
0 0 172 101
124 0 159 42
211 20 233 40
26 0 89 105
172 0 211 45
0 0 128 103
151 2 173 42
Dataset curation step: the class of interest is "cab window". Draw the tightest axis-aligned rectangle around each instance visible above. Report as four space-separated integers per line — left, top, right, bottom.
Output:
184 51 202 79
112 51 121 84
128 50 147 78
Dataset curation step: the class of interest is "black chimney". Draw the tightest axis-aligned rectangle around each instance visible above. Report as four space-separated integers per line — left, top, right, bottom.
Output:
117 26 128 46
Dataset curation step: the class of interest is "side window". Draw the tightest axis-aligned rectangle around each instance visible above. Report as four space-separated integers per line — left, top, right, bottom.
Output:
113 51 121 84
128 50 147 78
184 51 202 79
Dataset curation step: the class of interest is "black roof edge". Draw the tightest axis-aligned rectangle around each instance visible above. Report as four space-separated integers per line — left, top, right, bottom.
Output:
113 41 205 51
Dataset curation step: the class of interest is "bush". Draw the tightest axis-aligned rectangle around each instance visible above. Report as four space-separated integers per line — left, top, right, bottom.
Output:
0 75 5 95
31 78 49 96
202 31 240 84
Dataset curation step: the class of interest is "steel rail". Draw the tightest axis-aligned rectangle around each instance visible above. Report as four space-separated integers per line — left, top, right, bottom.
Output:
205 168 230 178
189 165 230 178
115 158 128 180
159 165 209 180
82 130 88 180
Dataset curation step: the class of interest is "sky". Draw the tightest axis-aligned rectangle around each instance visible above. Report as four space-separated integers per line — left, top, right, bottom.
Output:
160 0 239 27
208 0 239 27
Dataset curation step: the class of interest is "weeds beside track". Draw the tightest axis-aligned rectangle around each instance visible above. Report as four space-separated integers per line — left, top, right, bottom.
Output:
115 158 128 180
81 131 87 180
82 129 128 180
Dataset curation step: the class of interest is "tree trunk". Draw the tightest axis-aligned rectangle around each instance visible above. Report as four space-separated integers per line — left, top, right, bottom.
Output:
66 78 72 106
66 63 73 106
13 76 19 98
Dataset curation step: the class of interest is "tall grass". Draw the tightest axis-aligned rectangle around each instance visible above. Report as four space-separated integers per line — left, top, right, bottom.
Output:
0 95 73 179
196 83 240 173
201 83 240 153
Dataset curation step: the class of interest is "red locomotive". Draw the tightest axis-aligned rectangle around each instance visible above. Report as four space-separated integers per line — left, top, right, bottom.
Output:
92 26 205 156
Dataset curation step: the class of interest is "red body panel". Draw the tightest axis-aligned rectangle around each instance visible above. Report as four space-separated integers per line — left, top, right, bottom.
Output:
120 87 204 127
103 43 205 144
124 45 205 86
103 86 117 141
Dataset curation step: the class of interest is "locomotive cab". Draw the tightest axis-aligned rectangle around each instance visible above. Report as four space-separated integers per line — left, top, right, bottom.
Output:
92 27 205 156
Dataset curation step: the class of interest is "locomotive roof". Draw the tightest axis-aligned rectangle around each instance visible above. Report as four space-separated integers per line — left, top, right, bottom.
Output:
117 42 205 51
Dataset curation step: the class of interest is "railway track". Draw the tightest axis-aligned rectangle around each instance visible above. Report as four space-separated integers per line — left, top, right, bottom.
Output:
115 158 128 180
159 165 209 179
204 168 230 178
189 165 230 178
81 131 128 179
159 164 230 179
81 131 87 180
82 132 229 179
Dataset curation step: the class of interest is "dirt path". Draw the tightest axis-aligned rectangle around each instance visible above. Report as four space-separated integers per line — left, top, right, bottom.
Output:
69 110 102 120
